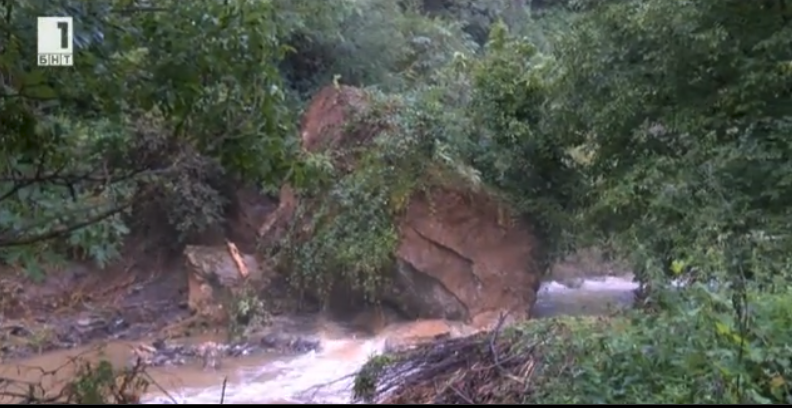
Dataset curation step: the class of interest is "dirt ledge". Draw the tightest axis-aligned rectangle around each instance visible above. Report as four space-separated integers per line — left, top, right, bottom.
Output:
0 261 192 362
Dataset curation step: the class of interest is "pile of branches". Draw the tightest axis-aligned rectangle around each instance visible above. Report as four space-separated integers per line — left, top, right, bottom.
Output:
353 316 551 404
0 356 151 404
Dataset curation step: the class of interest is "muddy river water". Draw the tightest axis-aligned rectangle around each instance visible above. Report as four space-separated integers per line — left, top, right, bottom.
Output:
0 276 638 404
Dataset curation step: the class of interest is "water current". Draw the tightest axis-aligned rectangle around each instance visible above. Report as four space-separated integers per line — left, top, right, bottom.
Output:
0 276 639 404
148 275 639 404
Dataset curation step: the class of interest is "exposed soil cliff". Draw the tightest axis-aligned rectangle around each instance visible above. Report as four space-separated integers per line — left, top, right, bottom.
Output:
260 85 544 327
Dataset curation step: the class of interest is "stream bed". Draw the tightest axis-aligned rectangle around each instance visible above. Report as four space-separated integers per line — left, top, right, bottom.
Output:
0 276 638 404
146 275 639 404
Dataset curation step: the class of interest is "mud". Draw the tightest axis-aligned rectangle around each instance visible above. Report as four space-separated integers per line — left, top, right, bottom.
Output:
0 261 191 362
0 256 330 384
0 245 628 363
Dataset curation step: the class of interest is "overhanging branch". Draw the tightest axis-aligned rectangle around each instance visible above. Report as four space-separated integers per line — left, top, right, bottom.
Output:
0 188 151 248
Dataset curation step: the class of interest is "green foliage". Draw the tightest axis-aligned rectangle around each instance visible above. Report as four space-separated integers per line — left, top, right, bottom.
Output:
521 286 792 404
226 286 269 341
3 357 149 404
276 0 478 99
549 0 792 286
68 360 148 404
408 0 528 45
0 111 138 277
4 2 792 404
354 354 395 403
337 1 792 404
1 0 302 273
462 21 585 261
446 2 792 401
1 0 500 278
276 91 445 301
274 11 592 298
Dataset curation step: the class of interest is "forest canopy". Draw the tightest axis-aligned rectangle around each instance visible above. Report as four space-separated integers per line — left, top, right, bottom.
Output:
2 0 791 288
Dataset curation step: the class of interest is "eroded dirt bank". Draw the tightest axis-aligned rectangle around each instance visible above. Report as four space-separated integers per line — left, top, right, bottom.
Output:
0 259 193 362
0 241 632 404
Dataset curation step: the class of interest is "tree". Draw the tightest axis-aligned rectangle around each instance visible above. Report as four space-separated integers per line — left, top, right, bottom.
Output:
549 0 792 285
0 0 300 275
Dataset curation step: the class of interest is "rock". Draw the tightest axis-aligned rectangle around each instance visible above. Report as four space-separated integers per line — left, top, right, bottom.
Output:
226 187 279 254
130 343 161 366
197 342 222 370
128 335 319 368
299 85 368 152
393 188 542 322
3 324 32 337
257 333 321 354
131 341 216 368
184 244 260 324
344 305 403 335
260 85 543 323
383 259 468 321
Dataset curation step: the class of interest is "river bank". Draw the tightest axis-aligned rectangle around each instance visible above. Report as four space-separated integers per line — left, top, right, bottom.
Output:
0 261 193 363
140 275 639 404
354 284 792 405
0 264 640 404
8 266 789 405
0 244 628 362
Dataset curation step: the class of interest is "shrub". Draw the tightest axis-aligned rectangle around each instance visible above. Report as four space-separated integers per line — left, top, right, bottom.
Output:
524 286 792 404
275 89 467 301
355 284 792 404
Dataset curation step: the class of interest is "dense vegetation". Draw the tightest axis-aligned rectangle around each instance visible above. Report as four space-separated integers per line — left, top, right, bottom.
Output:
2 0 792 403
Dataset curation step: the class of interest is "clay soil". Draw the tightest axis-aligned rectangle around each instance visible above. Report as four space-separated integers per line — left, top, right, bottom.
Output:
0 185 280 364
0 252 194 363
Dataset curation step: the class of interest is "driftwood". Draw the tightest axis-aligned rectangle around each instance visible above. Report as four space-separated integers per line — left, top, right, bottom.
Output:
225 241 249 279
351 313 550 405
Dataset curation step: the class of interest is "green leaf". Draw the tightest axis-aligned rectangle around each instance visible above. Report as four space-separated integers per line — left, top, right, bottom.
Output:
22 84 58 100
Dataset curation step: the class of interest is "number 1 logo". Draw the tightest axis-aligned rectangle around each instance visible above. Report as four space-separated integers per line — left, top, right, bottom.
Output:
37 17 74 67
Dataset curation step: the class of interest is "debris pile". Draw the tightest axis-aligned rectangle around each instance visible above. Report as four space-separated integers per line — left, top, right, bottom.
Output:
352 316 554 405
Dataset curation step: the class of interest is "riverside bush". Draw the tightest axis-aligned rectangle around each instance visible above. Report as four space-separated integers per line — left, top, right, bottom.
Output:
523 286 792 404
355 283 792 404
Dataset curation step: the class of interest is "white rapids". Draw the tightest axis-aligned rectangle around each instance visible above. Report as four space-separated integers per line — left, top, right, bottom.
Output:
143 276 639 404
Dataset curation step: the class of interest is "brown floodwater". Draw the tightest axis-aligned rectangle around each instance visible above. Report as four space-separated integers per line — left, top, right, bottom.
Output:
1 276 638 404
0 334 282 404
